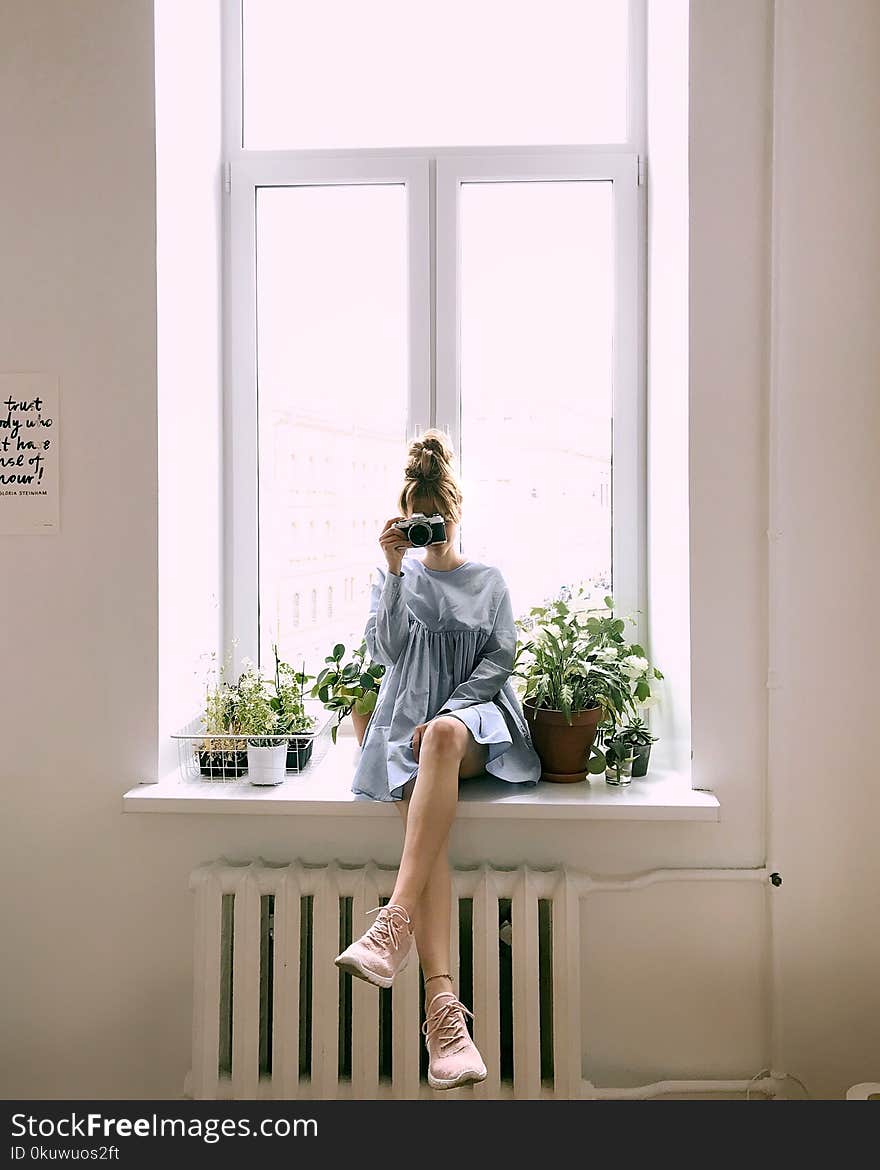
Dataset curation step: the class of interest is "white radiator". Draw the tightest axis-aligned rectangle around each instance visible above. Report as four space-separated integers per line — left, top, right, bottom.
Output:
187 859 779 1101
187 858 583 1100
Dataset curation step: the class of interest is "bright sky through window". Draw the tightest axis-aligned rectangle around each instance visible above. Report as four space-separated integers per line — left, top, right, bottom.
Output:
243 0 629 149
256 184 408 670
459 179 614 619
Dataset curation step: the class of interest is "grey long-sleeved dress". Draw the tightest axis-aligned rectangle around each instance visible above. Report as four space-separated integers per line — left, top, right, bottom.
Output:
351 554 542 802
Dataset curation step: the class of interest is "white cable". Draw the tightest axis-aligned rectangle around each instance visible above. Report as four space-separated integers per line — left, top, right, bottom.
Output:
746 1068 772 1101
746 1066 811 1100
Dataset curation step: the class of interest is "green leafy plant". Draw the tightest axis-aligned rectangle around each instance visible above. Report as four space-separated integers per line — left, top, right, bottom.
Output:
606 716 658 754
234 661 282 746
198 645 315 753
513 582 664 774
602 715 660 776
270 644 317 737
311 638 385 744
199 645 248 757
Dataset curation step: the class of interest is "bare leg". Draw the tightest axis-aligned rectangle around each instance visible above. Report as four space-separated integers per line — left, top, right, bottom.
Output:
393 718 488 1004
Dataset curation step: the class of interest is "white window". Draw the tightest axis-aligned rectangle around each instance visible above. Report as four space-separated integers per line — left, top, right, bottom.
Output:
223 0 646 672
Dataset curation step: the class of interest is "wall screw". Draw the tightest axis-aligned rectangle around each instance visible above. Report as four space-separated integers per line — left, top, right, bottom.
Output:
770 872 783 887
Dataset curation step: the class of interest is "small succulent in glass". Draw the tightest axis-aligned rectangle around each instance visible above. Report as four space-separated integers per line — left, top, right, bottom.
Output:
604 741 635 785
604 716 659 779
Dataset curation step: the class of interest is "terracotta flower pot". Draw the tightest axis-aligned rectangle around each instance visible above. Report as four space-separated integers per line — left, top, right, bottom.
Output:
523 697 604 783
350 708 372 747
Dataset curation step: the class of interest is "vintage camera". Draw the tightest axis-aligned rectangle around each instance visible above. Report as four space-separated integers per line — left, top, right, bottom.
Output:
391 512 447 548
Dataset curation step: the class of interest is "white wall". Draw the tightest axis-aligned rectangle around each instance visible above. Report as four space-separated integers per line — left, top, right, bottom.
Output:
0 0 876 1100
0 0 161 1096
768 0 880 1099
688 0 773 863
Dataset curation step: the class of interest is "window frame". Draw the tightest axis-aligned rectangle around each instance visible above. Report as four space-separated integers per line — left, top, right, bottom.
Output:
435 151 643 624
226 153 431 664
221 0 647 673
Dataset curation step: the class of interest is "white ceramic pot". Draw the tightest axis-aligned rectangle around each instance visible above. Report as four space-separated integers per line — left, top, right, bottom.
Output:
247 741 289 786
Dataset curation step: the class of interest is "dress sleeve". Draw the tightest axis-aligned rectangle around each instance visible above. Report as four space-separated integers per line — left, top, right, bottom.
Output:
433 579 517 715
364 566 411 668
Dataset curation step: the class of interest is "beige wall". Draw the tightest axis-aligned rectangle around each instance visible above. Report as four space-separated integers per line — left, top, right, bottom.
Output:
768 0 880 1098
0 0 160 1094
688 0 773 865
0 0 876 1100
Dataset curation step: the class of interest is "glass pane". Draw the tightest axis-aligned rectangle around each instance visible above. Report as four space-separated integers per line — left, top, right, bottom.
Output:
256 184 408 675
243 0 628 149
459 179 613 621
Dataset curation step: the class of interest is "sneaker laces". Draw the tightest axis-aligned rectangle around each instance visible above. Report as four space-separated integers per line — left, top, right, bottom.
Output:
363 904 412 954
422 993 475 1055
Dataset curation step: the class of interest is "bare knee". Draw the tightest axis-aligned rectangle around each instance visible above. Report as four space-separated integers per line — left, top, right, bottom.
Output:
421 716 467 759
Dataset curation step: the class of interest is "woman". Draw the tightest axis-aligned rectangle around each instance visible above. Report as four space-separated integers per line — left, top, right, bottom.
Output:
334 429 541 1091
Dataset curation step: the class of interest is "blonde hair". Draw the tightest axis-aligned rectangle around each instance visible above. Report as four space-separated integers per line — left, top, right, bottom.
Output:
397 428 463 523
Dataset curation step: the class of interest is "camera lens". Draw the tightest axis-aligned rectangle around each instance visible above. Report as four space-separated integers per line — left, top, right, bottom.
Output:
407 521 432 547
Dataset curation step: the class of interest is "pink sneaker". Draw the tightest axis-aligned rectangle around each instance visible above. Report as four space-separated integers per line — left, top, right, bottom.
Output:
422 992 488 1090
334 903 414 989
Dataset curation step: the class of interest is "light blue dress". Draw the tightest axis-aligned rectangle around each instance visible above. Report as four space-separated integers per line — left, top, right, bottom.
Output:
351 554 542 802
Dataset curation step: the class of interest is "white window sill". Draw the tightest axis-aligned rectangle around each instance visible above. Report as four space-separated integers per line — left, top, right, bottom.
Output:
123 723 718 822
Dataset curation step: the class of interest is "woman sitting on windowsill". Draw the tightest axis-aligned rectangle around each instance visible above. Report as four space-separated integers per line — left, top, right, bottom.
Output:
334 428 540 1091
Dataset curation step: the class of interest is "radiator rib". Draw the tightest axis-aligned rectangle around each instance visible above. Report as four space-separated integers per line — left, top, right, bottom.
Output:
191 862 223 1100
271 866 302 1099
311 862 340 1099
231 864 261 1099
391 926 421 1099
351 864 380 1098
471 865 501 1100
551 867 582 1099
512 866 542 1099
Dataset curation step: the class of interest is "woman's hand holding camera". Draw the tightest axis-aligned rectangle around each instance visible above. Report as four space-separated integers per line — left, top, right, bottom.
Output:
379 516 411 576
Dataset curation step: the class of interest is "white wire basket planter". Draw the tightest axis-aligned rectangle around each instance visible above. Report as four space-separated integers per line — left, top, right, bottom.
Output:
171 705 334 783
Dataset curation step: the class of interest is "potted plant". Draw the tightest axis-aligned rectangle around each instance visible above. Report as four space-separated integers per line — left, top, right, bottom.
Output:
270 645 317 769
311 639 385 745
604 740 635 785
514 584 663 784
605 716 658 779
236 661 289 785
196 648 248 779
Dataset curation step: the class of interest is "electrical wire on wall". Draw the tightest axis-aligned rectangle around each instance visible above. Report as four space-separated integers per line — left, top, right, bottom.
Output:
747 1067 811 1100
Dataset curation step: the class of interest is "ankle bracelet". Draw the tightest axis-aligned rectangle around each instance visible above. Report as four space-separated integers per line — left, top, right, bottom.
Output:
423 973 452 986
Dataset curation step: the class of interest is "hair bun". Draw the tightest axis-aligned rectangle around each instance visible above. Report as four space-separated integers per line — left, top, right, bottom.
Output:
418 449 438 480
405 428 453 484
397 429 463 524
